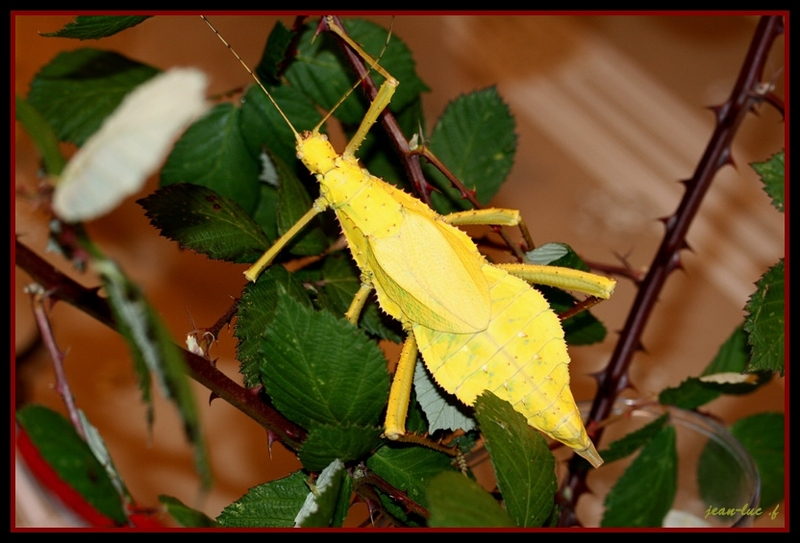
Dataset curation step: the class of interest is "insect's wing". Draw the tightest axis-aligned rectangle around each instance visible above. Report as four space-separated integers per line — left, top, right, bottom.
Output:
368 211 491 333
53 68 209 223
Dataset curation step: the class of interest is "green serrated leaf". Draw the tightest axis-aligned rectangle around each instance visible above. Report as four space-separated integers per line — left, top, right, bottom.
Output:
751 150 784 212
294 459 350 527
366 442 455 517
414 359 476 435
272 150 329 257
160 102 261 216
159 495 218 527
217 471 309 527
596 412 669 465
299 423 382 472
601 425 677 527
659 378 727 410
730 413 784 509
15 95 67 176
697 436 758 516
92 256 210 488
426 87 516 213
16 405 128 525
259 295 389 429
317 254 403 342
474 391 557 527
660 325 769 409
238 83 322 177
137 183 270 263
27 49 159 146
255 20 294 85
744 259 785 375
235 266 313 388
42 16 150 40
285 19 428 128
250 181 281 242
703 323 751 375
525 242 590 272
427 471 515 527
540 285 607 345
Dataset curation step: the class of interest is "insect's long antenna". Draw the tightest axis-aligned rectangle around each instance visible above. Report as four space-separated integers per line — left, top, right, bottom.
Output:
201 15 303 146
312 16 395 133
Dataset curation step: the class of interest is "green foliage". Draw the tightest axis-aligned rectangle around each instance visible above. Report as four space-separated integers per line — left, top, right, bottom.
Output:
659 325 770 409
595 413 669 465
366 443 456 524
601 425 677 527
526 242 607 345
15 96 66 176
27 49 159 146
160 103 262 215
216 471 310 527
526 242 591 272
92 255 210 488
730 413 784 509
41 15 150 39
744 259 785 375
426 87 517 213
413 359 476 434
16 405 128 525
427 471 515 527
474 392 558 527
138 183 270 264
751 150 784 212
159 495 218 527
293 459 352 527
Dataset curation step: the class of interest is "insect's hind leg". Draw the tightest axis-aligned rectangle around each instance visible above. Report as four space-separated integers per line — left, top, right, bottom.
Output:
383 332 418 440
496 263 616 300
442 209 616 300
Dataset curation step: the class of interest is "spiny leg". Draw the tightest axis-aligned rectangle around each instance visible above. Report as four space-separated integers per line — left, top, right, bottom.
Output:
244 198 328 282
384 332 418 440
443 208 535 254
495 263 616 300
443 209 616 300
344 281 374 325
324 16 399 158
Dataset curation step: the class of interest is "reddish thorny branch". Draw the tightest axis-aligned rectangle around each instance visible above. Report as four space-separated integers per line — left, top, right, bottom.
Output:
556 15 784 526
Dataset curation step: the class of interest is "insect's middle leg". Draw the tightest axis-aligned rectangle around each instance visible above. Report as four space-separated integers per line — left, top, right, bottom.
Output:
344 280 374 325
342 277 417 440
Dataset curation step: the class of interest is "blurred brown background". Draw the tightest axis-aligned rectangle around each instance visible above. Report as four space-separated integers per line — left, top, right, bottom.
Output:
14 14 785 527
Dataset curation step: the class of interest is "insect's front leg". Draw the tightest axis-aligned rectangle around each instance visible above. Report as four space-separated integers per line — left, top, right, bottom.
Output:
324 16 399 159
244 197 328 282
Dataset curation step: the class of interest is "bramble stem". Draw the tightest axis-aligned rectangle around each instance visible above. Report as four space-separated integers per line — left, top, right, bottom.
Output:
557 15 784 526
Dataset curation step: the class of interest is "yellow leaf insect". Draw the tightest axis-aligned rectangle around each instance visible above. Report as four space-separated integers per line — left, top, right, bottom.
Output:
203 16 615 468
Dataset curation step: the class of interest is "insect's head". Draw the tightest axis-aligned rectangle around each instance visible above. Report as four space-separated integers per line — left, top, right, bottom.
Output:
296 132 338 174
